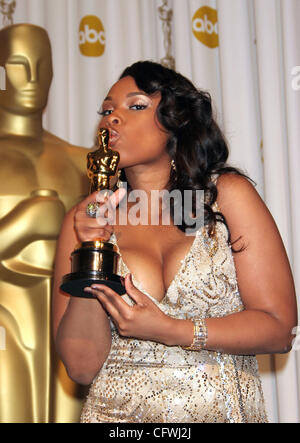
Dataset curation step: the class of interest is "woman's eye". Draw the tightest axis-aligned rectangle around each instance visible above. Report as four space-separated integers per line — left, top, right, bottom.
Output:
97 109 112 116
130 104 147 110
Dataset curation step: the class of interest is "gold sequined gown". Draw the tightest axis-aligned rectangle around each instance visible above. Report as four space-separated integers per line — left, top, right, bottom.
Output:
80 204 267 423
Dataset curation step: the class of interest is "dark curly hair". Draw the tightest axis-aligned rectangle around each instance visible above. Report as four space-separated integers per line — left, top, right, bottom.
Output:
119 61 252 248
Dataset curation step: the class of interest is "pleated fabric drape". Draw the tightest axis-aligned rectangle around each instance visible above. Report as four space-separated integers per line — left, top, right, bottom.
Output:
1 0 299 423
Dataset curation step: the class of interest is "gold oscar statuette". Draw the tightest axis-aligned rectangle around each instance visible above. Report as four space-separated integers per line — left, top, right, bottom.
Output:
0 23 89 423
60 128 125 297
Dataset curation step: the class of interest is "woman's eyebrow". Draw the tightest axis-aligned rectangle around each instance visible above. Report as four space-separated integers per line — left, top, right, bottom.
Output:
103 92 149 101
126 92 148 97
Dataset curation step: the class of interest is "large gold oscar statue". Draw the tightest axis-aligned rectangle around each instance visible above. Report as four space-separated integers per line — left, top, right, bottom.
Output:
0 23 89 422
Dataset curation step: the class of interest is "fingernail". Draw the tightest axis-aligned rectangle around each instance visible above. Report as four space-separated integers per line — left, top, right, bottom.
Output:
84 287 92 292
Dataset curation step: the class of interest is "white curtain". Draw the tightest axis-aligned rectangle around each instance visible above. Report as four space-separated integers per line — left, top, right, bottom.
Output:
172 0 300 423
12 0 168 147
2 0 299 423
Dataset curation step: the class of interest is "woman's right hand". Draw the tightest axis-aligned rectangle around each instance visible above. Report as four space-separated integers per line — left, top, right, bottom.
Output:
73 188 126 243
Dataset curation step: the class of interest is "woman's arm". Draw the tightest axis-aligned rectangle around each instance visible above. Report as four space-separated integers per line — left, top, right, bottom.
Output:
87 174 297 355
206 174 297 354
52 194 116 385
172 174 298 354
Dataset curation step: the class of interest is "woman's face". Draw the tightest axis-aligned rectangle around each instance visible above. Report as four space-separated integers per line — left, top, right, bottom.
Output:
98 76 170 169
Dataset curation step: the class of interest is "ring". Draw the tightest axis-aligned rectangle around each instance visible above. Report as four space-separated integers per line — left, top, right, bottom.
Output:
86 202 100 218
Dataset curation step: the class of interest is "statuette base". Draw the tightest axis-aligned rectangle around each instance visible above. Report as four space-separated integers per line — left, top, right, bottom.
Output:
61 271 125 298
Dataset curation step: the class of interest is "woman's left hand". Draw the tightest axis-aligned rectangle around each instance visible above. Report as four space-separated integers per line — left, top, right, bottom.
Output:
83 274 177 345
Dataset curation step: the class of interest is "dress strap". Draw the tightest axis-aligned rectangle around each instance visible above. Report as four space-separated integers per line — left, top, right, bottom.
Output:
210 174 221 212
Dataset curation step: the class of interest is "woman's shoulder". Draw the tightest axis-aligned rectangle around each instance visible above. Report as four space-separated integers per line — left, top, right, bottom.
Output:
214 172 262 211
213 172 279 250
214 171 255 190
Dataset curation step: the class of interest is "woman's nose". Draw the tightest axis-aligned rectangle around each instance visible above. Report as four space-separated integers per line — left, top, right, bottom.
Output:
107 111 122 125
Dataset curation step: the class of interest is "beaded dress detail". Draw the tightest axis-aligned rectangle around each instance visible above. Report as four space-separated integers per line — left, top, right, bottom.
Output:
80 202 267 423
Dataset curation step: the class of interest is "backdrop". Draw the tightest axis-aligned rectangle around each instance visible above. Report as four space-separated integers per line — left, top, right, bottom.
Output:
0 0 299 423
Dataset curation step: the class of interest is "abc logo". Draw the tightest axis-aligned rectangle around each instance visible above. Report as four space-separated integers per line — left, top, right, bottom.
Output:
192 6 219 49
79 15 105 57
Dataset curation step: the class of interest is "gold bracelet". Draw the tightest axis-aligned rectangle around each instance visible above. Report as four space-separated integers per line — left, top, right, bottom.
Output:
182 318 208 351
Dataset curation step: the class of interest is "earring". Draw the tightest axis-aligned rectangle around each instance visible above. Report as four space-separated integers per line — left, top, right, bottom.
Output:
171 159 177 172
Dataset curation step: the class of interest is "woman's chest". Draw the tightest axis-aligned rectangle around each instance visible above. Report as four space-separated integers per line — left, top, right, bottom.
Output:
113 223 195 301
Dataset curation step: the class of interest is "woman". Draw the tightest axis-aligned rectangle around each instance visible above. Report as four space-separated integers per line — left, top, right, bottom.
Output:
52 61 297 423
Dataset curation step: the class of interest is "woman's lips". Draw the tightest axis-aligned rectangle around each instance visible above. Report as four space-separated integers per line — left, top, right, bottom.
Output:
108 128 120 146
